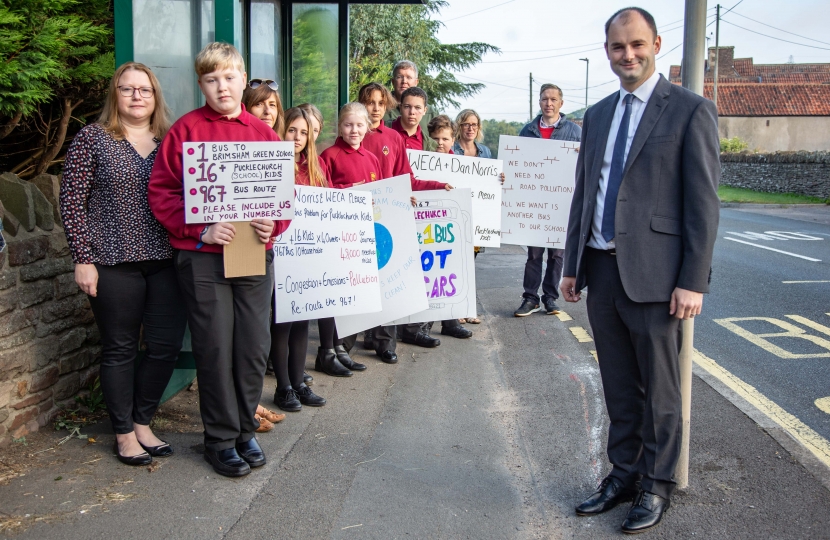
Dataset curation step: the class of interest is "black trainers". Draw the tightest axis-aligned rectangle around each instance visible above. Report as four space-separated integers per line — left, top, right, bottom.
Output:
295 384 326 407
543 298 561 315
514 299 541 317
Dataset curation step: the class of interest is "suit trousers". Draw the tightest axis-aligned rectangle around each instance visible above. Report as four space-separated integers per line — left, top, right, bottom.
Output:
372 325 396 354
584 247 682 499
174 250 273 451
522 247 563 304
88 259 187 434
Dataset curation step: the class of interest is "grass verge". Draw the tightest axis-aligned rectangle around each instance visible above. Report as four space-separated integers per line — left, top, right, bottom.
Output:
718 185 828 205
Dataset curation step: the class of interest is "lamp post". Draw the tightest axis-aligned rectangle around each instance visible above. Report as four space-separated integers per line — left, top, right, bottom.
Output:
579 58 589 111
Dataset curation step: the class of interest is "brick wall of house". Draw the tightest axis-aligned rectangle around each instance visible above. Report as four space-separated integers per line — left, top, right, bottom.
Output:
0 173 100 447
720 151 830 200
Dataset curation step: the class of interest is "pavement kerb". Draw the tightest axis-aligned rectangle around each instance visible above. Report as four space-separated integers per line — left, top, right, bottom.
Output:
720 202 829 209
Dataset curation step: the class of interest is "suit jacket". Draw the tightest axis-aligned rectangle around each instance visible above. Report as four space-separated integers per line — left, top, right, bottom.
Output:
563 75 720 303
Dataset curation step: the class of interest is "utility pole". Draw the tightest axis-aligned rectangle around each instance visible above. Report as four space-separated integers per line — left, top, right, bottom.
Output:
713 4 721 111
579 58 589 111
529 72 533 121
676 0 707 492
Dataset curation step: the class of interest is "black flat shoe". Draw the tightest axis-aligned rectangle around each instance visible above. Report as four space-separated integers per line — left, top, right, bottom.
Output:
378 350 398 364
303 372 313 385
113 442 152 466
203 447 251 477
335 344 366 371
622 490 669 534
295 384 326 406
402 332 440 348
314 347 353 377
138 440 174 457
576 476 637 516
441 325 473 339
235 437 266 468
275 387 303 412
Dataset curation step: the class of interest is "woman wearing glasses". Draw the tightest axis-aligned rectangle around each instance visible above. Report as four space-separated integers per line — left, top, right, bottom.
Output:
242 78 285 135
452 109 492 158
60 62 187 466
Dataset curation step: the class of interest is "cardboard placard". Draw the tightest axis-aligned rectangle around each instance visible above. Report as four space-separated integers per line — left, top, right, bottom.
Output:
391 189 477 324
499 135 579 248
407 150 503 247
183 141 295 224
273 186 382 323
223 221 266 278
335 175 429 336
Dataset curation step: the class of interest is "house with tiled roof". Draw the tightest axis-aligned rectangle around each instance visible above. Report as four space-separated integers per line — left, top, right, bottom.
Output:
670 47 830 151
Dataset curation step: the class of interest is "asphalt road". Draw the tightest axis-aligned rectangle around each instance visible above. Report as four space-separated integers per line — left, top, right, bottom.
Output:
3 225 830 538
696 207 830 445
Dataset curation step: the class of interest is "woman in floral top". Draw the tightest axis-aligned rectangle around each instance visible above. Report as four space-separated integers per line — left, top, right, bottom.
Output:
60 62 187 467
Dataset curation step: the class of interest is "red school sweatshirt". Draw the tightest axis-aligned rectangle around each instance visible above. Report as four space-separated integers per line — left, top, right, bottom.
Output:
363 123 447 192
319 137 383 189
148 105 280 253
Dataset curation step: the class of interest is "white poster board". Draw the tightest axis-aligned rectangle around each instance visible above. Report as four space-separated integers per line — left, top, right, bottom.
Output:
335 175 428 336
183 141 295 223
498 135 579 248
273 186 381 322
407 150 503 247
391 189 477 324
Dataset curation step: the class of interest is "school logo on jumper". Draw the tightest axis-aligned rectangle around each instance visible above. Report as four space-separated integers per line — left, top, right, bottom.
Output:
382 145 390 156
370 172 377 181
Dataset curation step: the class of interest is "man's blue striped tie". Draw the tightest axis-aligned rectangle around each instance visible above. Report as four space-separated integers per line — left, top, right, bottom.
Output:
601 93 634 242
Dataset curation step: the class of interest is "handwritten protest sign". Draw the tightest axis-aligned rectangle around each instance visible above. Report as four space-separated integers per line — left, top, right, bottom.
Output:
498 135 579 248
273 186 381 323
391 189 477 324
407 150 503 247
335 175 428 336
183 141 295 224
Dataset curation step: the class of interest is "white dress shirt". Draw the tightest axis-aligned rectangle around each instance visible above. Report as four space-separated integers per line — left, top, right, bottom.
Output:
587 70 661 250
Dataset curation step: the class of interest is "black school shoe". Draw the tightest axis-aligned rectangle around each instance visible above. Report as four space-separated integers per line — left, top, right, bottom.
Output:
335 344 366 371
295 384 326 406
235 437 266 468
441 325 472 339
303 372 313 385
203 447 251 477
275 387 303 412
401 331 440 348
621 490 670 534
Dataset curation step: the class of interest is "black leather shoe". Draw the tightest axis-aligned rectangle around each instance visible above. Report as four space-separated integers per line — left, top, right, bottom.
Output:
138 440 174 457
203 447 251 477
575 477 637 516
275 387 303 412
621 490 669 534
378 350 398 364
265 358 274 375
335 344 366 371
441 325 473 339
402 331 440 348
315 347 353 377
362 329 376 350
113 442 152 466
235 437 266 468
295 384 326 406
303 372 313 385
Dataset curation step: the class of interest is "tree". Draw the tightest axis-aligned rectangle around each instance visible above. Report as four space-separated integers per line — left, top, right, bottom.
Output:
481 119 525 158
349 0 499 110
0 0 113 176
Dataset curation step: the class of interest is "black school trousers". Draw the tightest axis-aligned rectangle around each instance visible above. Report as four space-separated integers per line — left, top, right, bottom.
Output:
174 250 273 451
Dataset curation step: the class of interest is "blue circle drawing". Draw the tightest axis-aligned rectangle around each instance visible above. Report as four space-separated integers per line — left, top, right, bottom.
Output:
374 222 393 270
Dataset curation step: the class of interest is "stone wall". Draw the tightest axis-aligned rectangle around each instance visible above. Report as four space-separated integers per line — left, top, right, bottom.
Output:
720 151 830 200
0 172 100 447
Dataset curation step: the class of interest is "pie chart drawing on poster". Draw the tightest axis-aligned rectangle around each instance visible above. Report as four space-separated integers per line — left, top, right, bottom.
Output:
375 222 393 270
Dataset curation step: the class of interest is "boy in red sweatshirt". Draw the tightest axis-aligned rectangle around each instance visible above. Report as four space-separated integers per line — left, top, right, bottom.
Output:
148 43 277 478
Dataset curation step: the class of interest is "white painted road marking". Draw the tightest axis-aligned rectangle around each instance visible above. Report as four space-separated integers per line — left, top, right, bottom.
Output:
723 237 822 261
783 281 830 284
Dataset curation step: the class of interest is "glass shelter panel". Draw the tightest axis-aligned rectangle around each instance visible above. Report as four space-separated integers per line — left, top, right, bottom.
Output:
133 0 215 120
292 3 339 149
250 0 283 96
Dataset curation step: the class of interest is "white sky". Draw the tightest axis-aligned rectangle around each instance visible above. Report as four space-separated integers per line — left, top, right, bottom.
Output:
435 0 830 122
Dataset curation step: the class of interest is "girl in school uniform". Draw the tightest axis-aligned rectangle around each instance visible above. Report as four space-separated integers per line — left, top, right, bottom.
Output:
271 107 331 412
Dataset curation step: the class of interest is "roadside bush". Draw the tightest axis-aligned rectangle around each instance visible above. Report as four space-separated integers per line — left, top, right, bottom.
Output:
720 136 749 153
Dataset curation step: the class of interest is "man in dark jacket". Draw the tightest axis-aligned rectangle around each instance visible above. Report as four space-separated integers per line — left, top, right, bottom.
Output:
514 84 583 317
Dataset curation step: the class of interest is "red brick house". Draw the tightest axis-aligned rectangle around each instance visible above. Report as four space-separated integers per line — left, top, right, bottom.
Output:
670 47 830 151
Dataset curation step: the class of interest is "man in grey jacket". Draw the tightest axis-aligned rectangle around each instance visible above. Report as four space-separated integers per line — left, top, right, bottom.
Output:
561 8 719 533
514 84 582 317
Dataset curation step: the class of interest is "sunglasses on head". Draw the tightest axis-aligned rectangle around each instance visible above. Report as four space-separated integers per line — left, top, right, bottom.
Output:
249 79 279 91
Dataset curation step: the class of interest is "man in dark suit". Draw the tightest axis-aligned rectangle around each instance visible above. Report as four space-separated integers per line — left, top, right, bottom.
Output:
560 7 720 534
